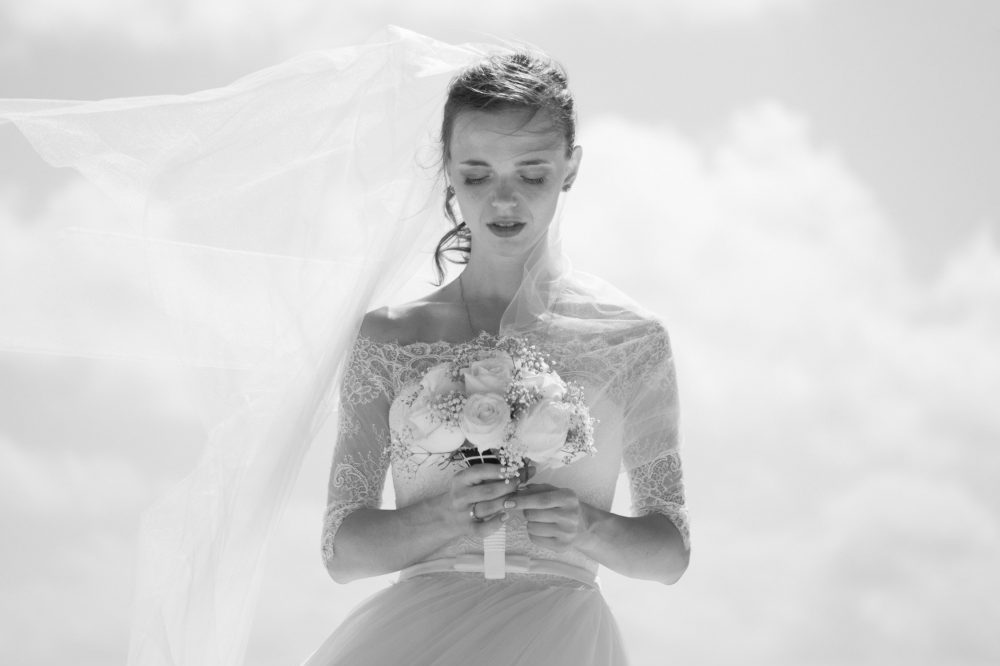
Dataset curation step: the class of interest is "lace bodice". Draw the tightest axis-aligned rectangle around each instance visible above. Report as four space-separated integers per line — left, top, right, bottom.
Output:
321 326 689 577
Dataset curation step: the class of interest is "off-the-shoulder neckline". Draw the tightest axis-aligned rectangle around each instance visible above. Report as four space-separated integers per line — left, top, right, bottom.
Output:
352 332 507 350
354 335 459 348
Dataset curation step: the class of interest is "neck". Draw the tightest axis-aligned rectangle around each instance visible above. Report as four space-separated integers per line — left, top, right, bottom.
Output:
455 243 553 337
458 254 526 305
458 236 559 304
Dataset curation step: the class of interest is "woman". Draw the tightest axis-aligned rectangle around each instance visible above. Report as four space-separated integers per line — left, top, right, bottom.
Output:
305 52 690 665
0 29 687 665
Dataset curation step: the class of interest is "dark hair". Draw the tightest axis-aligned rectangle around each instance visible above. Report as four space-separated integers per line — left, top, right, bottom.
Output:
432 51 577 284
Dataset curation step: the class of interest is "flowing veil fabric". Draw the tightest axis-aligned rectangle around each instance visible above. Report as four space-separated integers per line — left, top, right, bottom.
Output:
0 28 494 665
1 26 684 666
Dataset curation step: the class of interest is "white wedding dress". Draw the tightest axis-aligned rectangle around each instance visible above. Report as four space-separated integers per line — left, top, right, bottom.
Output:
303 325 689 665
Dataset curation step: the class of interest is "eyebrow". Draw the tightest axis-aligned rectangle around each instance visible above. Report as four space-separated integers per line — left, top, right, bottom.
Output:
458 159 553 167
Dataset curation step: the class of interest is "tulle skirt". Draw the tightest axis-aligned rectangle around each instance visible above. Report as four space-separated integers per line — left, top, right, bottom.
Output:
302 572 629 665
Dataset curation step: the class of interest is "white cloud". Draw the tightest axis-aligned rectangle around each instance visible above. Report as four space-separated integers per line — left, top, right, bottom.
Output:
790 475 1000 663
0 433 145 663
0 432 153 524
0 0 329 50
1 96 998 664
0 0 815 54
560 101 1000 662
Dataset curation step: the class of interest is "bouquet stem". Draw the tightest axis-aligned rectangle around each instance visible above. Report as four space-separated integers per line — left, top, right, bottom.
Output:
454 445 514 578
483 524 506 578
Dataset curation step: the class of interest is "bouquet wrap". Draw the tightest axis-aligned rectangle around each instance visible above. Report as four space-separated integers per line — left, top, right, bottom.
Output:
456 447 507 578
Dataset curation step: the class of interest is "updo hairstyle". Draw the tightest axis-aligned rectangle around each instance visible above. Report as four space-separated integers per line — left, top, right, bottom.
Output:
432 51 577 284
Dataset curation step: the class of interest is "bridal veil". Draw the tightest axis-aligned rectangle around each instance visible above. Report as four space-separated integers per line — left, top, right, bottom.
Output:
0 26 684 665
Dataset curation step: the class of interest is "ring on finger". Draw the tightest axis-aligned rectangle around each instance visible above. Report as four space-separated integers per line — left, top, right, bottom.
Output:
469 502 483 523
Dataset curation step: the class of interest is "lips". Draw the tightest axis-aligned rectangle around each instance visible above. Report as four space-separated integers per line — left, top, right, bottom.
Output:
487 220 526 237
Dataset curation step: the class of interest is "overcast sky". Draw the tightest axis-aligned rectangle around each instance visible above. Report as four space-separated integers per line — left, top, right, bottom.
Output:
1 1 998 665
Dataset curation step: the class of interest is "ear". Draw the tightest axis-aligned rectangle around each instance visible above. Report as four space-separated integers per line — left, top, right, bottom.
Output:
561 145 583 191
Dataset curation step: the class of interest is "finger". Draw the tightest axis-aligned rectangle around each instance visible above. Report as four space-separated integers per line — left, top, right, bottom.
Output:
525 521 563 538
456 463 514 487
466 482 520 504
514 483 556 496
473 494 519 518
471 512 508 537
522 508 569 525
512 489 572 510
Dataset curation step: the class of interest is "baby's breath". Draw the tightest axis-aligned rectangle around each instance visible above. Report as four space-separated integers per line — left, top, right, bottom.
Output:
390 432 421 479
505 382 542 419
427 390 466 427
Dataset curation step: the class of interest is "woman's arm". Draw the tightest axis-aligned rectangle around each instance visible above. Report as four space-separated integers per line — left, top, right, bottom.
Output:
511 484 689 585
326 465 518 583
577 502 689 584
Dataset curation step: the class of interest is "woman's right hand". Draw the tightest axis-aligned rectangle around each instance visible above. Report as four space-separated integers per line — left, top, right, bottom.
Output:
437 464 519 538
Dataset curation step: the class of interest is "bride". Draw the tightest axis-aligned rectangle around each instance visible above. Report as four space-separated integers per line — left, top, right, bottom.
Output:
306 51 689 665
0 28 687 665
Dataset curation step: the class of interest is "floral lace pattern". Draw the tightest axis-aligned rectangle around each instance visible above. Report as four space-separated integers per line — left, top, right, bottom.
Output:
628 450 690 550
321 442 390 567
321 327 689 574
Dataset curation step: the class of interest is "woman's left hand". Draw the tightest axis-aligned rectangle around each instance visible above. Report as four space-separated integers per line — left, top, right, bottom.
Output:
510 483 593 552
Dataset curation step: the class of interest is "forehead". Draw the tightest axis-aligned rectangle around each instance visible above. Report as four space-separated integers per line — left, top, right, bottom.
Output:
449 108 566 163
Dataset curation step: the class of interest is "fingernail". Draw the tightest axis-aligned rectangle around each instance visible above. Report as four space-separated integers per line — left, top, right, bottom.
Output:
504 499 516 509
500 511 509 522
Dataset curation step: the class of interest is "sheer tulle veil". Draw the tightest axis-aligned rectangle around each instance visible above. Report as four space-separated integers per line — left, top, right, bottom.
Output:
1 26 681 666
1 27 497 664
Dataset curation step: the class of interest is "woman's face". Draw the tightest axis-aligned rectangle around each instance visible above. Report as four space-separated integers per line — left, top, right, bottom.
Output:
446 107 581 259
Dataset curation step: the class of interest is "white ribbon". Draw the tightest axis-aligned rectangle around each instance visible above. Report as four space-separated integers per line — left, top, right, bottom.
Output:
482 525 507 578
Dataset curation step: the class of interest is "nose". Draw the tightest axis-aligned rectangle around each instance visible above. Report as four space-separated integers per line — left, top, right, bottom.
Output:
490 180 518 211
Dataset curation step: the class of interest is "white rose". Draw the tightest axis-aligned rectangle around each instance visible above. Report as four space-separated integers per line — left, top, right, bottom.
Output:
519 371 567 400
460 392 511 452
390 383 465 455
461 352 514 395
420 362 462 395
514 398 572 465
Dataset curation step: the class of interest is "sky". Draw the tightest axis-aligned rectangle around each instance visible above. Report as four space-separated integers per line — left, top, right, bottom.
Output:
1 1 999 665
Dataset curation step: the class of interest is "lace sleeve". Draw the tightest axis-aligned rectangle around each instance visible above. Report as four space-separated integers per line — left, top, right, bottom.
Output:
321 337 393 571
621 321 690 551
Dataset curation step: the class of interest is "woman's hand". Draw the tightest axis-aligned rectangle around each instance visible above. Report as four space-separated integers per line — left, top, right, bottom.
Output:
435 463 520 539
509 483 593 552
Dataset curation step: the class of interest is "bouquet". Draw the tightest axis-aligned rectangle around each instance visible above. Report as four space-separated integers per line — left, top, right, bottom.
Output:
389 335 596 577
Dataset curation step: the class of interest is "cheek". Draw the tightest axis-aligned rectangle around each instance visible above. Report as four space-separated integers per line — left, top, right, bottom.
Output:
453 189 484 216
523 185 562 214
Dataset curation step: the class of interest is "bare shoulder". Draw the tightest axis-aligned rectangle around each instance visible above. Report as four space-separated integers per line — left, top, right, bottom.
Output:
357 305 422 344
358 288 460 345
357 307 399 344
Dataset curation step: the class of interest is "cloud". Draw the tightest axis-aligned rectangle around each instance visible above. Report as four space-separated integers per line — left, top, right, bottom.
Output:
386 0 814 26
0 0 331 51
0 432 146 663
0 0 815 56
0 434 144 516
561 101 1000 662
2 96 998 664
787 475 1000 663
